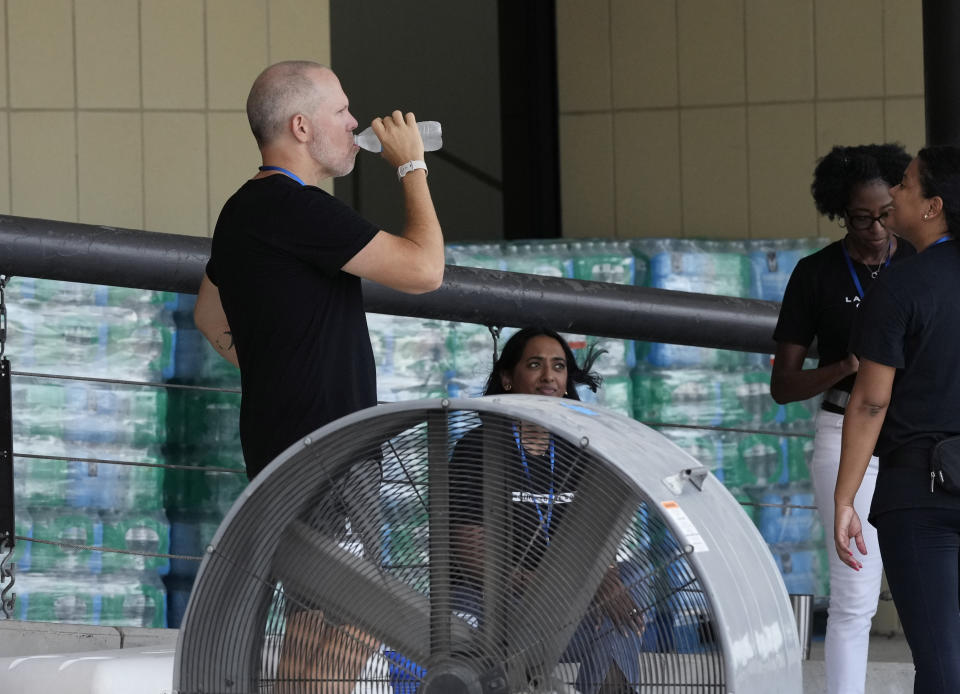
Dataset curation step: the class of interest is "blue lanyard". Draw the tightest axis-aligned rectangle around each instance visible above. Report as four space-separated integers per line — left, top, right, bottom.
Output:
512 423 555 544
932 236 951 247
258 165 305 186
840 239 891 300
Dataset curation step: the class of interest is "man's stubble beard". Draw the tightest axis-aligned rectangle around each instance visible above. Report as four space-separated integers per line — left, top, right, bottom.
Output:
309 132 356 179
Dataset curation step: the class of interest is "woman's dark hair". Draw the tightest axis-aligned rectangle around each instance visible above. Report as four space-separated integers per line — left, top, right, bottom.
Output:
811 143 911 219
483 327 604 400
916 146 960 234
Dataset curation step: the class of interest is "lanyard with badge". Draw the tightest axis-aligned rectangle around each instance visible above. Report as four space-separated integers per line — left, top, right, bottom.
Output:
512 423 555 544
841 239 891 300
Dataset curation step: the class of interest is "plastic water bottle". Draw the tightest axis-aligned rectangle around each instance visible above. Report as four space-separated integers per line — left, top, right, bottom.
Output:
100 510 170 575
354 120 442 152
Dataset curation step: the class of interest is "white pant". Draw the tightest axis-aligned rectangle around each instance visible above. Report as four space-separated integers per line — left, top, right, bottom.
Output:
809 409 882 694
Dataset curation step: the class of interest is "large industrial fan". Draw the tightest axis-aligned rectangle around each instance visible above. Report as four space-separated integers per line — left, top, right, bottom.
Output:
174 396 801 693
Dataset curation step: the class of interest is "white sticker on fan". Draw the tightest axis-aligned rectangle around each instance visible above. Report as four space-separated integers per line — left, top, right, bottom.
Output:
661 500 709 553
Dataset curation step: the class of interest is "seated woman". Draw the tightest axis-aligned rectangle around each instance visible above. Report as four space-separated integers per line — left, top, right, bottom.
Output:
450 327 645 694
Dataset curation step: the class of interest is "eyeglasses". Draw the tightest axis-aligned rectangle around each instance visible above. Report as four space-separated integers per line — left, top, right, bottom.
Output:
845 211 890 231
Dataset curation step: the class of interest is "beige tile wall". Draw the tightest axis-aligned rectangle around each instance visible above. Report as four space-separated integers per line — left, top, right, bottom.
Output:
0 0 330 237
557 0 926 240
0 0 926 242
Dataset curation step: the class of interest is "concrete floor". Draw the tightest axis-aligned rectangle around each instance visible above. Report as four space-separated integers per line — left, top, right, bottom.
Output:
809 633 913 663
1 620 919 693
802 634 914 694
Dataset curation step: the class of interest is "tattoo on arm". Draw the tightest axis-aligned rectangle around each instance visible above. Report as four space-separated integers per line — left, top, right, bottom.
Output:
215 330 234 353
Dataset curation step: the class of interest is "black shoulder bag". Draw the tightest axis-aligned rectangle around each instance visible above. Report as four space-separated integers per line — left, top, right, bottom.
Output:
931 436 960 494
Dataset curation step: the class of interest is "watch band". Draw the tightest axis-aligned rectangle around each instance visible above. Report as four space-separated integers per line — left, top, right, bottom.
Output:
397 159 428 181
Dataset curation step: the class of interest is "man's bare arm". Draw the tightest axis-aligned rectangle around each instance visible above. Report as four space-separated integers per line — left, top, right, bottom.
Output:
194 274 239 368
341 111 444 294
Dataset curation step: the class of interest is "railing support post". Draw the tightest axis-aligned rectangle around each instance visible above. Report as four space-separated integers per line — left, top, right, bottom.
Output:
0 273 15 618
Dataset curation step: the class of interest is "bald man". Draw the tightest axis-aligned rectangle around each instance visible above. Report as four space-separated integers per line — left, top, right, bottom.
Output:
194 60 444 480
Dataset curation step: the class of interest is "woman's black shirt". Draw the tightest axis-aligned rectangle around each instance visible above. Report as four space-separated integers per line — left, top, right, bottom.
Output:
851 239 960 519
449 423 585 576
773 239 915 395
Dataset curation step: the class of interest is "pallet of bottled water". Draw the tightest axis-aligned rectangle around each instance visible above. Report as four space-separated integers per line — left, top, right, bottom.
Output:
6 278 176 628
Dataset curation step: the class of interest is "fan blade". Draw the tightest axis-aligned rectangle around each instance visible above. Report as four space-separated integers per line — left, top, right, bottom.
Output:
274 519 478 666
504 463 640 689
427 410 454 656
481 423 512 657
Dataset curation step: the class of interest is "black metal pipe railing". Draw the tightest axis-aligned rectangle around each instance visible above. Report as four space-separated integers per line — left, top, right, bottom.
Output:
0 215 781 355
1 214 835 613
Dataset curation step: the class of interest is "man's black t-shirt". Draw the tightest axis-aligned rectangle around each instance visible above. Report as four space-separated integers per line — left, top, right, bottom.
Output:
449 423 584 575
851 239 960 519
206 175 379 478
773 239 915 393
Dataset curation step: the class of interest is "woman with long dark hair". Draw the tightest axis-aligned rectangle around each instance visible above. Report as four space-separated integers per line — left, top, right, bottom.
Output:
451 327 643 693
835 146 960 691
481 326 603 398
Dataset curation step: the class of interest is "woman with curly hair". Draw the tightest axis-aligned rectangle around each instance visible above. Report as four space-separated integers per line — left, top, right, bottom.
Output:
770 143 913 694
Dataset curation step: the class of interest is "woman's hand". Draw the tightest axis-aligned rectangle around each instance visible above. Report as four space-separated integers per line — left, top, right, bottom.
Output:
770 342 857 404
834 359 894 572
834 503 866 571
593 565 645 636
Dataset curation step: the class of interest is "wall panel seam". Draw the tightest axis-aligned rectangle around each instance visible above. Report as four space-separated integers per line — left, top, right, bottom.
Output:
740 0 751 238
139 0 146 230
204 0 212 235
72 0 80 222
673 0 684 237
607 0 617 239
4 0 10 213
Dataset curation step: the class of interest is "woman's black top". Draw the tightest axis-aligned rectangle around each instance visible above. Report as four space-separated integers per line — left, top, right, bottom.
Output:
851 239 960 520
449 422 585 576
773 239 915 402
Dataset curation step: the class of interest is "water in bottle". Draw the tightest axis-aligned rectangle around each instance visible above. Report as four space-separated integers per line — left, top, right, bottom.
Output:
66 454 129 510
773 549 822 596
354 120 442 152
12 508 32 572
14 573 100 623
502 242 573 278
572 240 636 285
444 322 497 397
757 484 819 546
100 510 170 575
28 507 103 574
98 572 167 628
446 242 506 271
14 453 69 508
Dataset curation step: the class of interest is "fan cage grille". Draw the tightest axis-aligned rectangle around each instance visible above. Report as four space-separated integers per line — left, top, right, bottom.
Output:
181 407 727 693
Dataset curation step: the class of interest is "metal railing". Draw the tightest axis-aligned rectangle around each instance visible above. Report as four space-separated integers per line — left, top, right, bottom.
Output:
0 215 829 620
0 215 781 353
